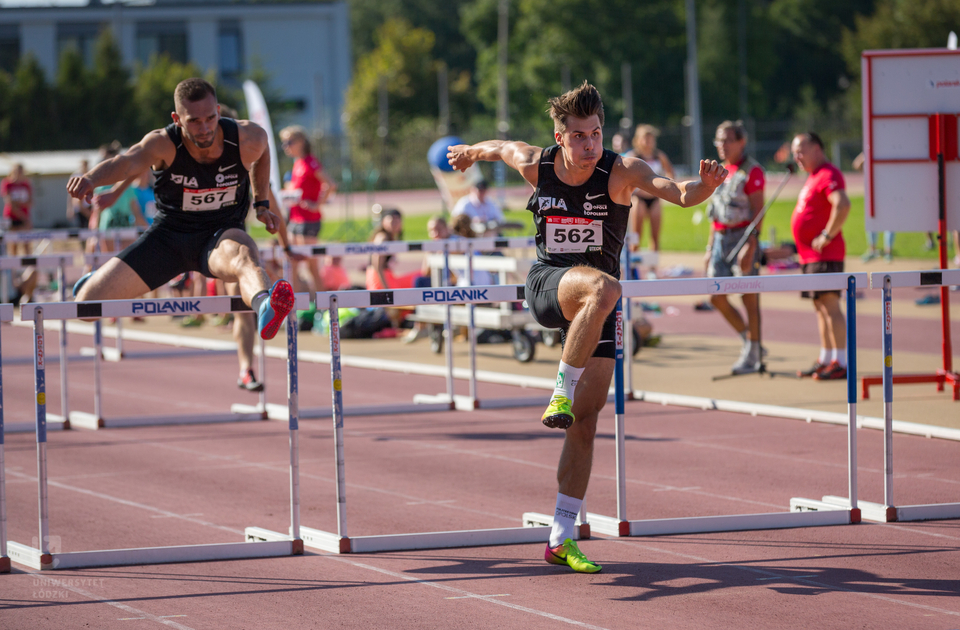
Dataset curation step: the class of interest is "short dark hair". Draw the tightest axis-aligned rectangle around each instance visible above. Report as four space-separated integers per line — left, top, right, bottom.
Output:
174 78 217 109
548 81 605 134
798 131 824 149
716 120 747 142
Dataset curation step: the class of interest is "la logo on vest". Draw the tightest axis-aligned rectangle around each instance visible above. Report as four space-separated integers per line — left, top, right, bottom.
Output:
537 197 567 213
171 174 199 188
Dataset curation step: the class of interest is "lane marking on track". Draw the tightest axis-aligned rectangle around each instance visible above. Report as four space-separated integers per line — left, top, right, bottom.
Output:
604 536 960 617
322 555 613 630
445 593 510 600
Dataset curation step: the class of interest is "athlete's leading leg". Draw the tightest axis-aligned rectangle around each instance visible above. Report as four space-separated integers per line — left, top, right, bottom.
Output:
545 356 613 574
207 229 293 340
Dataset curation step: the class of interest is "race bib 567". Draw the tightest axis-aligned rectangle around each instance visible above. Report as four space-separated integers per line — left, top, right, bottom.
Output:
183 187 237 211
545 216 602 253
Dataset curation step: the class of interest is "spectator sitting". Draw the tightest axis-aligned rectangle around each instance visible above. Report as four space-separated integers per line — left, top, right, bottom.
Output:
451 180 504 236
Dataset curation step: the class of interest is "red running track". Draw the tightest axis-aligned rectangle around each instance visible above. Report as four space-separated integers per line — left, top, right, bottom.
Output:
1 323 959 629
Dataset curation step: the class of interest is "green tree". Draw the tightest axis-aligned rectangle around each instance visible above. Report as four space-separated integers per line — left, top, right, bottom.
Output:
7 53 55 151
0 70 10 147
344 18 443 137
133 55 206 134
54 47 93 149
841 0 960 72
87 29 136 145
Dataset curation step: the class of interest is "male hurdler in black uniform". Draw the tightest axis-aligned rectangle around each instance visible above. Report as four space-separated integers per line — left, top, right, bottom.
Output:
67 78 293 339
448 82 727 573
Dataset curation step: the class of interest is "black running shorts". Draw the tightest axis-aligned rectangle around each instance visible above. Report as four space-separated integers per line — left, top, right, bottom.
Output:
800 260 845 299
116 219 245 291
525 262 618 360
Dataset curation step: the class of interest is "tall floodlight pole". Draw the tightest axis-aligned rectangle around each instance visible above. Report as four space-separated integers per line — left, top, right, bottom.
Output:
685 0 703 172
738 0 748 121
496 0 509 200
438 62 450 135
621 62 633 136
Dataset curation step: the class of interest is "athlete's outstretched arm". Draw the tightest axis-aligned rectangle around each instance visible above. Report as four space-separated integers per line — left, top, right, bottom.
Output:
67 131 171 203
241 121 280 234
447 140 541 186
618 157 727 208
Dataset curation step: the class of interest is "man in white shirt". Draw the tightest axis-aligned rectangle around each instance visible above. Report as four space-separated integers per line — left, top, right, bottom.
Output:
451 180 504 234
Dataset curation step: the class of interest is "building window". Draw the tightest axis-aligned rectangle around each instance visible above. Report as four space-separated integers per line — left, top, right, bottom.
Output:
57 22 103 67
136 21 187 65
218 21 243 82
0 25 18 73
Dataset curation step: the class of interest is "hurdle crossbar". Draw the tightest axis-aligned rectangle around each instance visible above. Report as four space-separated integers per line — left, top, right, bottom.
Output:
588 273 868 538
0 227 143 244
20 294 308 429
1 303 13 572
841 272 960 523
7 299 303 571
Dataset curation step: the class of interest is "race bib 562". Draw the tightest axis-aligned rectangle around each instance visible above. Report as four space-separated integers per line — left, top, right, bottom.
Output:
545 216 602 253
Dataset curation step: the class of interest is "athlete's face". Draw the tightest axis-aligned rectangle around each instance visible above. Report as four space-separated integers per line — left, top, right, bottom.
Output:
173 95 220 149
557 115 602 170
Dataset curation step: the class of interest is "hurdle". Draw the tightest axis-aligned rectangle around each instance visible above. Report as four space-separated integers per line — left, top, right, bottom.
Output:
21 293 307 430
260 236 542 421
823 270 960 523
570 273 868 537
7 297 303 570
1 303 13 573
246 283 592 553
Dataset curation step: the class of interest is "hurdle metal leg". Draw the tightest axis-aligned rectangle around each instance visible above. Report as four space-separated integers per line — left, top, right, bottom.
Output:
0 305 9 573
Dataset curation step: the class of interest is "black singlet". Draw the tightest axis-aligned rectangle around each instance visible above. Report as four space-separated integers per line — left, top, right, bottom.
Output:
152 117 250 232
525 146 631 278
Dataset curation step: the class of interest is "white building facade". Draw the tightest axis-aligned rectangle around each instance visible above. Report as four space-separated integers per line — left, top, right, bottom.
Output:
0 0 351 135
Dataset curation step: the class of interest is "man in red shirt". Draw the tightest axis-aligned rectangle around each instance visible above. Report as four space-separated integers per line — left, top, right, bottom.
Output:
791 132 851 380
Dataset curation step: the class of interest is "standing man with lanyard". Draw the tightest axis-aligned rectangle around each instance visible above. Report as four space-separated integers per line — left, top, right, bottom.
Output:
705 120 765 374
448 82 726 573
67 78 293 340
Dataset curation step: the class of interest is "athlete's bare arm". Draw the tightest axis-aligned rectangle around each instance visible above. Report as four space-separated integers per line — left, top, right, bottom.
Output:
447 141 542 187
238 120 280 234
67 130 175 204
612 157 727 208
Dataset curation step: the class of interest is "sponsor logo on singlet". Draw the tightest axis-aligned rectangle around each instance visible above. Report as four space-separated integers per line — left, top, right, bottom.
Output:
583 201 608 215
170 174 199 188
537 197 568 213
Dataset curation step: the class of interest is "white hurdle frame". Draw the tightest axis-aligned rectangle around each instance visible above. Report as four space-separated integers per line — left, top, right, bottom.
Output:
581 273 867 537
8 296 303 570
0 303 14 573
261 236 541 422
19 294 307 432
248 284 585 553
818 270 960 523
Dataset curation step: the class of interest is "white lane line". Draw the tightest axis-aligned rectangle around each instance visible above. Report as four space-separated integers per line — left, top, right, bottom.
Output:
322 554 613 630
604 536 960 618
5 469 244 536
29 574 196 629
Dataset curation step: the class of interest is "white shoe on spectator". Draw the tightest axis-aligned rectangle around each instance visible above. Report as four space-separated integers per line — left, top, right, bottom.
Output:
731 341 761 375
402 326 429 344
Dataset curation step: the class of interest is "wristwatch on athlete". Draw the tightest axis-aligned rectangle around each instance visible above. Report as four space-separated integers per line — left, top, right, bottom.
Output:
820 230 833 241
253 199 270 213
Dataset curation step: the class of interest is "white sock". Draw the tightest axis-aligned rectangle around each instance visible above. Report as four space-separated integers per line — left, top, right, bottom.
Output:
549 492 582 548
834 348 847 368
739 329 748 343
552 361 584 402
251 290 269 313
819 348 830 364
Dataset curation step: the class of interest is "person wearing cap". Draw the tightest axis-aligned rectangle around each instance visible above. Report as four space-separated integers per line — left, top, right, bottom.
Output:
451 180 505 236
